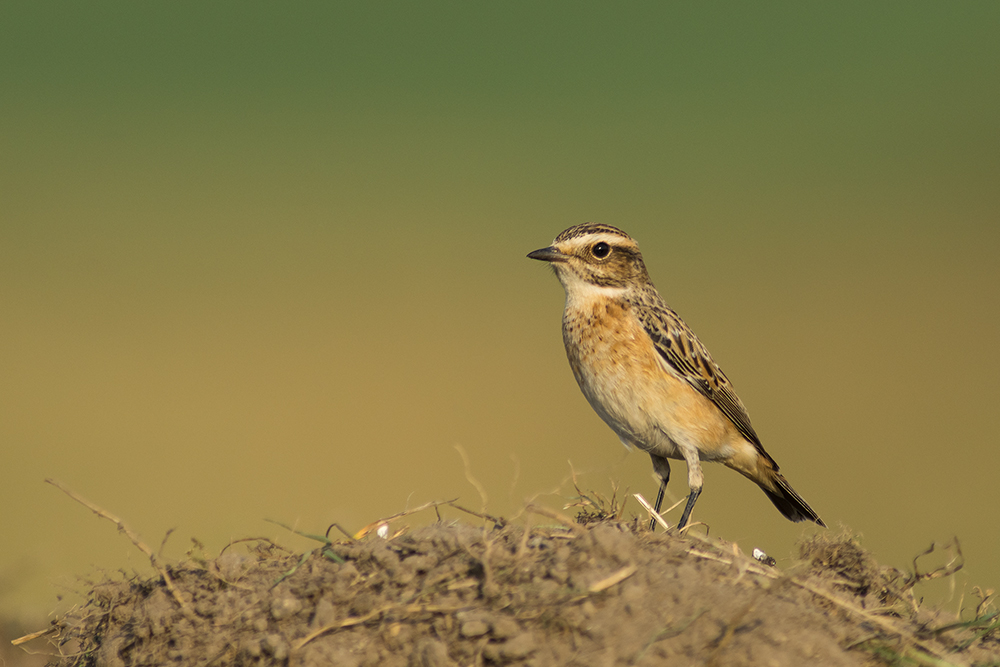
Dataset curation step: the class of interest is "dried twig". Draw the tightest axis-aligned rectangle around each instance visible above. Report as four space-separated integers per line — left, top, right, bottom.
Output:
633 492 675 531
324 523 357 541
455 444 489 511
524 503 585 534
352 498 460 539
446 500 506 528
903 539 965 592
11 626 57 646
588 565 638 593
218 536 291 557
45 478 196 620
293 607 385 649
791 578 953 663
684 544 954 663
293 603 470 650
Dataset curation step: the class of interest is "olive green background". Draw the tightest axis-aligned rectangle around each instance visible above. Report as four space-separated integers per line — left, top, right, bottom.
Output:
3 3 998 619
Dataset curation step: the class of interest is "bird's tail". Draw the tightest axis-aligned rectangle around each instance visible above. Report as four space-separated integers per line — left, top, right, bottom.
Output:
759 471 825 526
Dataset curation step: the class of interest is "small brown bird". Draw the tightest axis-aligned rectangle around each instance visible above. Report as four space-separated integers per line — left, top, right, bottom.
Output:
528 223 824 529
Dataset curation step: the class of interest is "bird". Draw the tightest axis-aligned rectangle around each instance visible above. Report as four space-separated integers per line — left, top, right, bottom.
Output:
527 223 824 530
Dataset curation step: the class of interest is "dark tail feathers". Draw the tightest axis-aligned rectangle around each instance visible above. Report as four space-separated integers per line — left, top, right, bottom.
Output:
761 473 825 527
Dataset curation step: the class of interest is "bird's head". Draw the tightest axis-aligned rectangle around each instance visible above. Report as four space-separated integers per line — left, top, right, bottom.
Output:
527 223 651 296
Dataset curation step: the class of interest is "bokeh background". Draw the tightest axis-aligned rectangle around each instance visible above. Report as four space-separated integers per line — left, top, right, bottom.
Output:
3 2 998 625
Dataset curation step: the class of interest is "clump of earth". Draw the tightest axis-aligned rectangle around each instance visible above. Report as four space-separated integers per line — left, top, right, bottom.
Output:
23 510 1000 666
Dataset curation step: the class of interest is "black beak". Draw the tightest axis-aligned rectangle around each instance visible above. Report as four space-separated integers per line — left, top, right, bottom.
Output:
527 246 569 263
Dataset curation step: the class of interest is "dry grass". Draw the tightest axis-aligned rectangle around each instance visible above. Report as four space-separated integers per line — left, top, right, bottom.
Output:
9 485 1000 667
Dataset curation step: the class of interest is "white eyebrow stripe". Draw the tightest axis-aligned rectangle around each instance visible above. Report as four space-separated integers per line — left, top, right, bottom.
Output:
557 233 640 252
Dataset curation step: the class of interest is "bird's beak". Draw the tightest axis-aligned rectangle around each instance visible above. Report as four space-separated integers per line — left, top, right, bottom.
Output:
527 246 569 263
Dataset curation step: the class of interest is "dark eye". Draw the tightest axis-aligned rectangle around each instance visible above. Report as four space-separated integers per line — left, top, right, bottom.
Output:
591 242 611 259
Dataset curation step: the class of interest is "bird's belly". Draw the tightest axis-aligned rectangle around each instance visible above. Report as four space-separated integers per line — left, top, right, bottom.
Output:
563 306 738 463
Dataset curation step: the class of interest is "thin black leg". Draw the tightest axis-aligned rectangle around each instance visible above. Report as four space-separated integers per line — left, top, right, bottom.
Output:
677 486 702 529
648 481 665 532
647 454 671 532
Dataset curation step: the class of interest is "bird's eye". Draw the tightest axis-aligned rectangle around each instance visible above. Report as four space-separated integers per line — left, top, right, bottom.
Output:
591 242 611 259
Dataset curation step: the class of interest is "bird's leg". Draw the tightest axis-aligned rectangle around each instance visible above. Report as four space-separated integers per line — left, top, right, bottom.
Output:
677 450 704 529
677 486 702 529
648 454 671 532
650 482 665 532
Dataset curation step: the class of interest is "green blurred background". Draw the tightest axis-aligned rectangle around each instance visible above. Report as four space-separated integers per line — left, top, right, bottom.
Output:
3 2 998 622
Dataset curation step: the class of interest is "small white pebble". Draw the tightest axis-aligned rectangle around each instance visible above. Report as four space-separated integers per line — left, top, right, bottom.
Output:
752 548 776 566
376 523 389 539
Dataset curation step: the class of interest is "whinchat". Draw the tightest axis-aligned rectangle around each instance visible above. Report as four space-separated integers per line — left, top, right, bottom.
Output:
528 223 824 530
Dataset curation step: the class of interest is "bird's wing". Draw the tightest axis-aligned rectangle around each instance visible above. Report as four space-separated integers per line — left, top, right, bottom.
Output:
635 292 771 458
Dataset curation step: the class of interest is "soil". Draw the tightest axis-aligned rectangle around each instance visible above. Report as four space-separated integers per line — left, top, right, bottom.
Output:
14 507 1000 667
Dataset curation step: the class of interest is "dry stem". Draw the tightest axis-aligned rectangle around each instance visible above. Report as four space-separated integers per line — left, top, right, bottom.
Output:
44 478 196 620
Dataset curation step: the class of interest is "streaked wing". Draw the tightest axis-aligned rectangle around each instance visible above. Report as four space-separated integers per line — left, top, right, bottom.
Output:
635 291 767 453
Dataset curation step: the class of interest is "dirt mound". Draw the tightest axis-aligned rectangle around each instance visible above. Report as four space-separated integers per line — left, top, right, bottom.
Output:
23 517 1000 667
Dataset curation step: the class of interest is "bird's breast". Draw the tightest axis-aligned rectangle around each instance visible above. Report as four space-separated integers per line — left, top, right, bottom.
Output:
560 297 742 461
561 299 670 436
562 300 660 384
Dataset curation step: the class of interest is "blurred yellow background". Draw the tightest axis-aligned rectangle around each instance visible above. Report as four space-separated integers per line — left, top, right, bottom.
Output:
2 3 998 620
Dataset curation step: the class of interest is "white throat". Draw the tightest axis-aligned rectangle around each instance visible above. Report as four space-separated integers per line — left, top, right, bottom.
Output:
558 273 627 307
